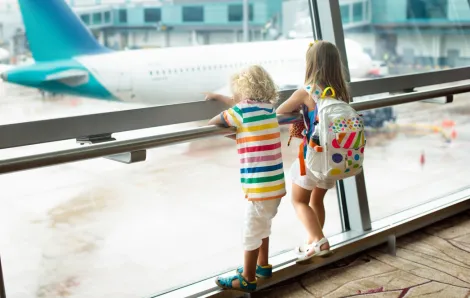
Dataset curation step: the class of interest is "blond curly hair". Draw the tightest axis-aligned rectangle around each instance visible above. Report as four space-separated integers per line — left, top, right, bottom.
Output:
230 65 279 104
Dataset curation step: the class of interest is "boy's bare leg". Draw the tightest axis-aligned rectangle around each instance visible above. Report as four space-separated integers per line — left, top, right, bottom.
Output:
231 248 259 287
257 237 269 266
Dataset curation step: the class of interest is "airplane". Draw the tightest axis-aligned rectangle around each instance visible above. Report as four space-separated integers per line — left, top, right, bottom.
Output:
0 0 374 106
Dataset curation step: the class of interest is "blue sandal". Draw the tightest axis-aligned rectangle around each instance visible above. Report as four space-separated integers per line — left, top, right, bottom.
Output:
215 273 257 292
236 264 273 279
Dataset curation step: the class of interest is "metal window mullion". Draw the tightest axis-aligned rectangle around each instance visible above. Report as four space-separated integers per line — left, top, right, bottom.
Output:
308 0 321 40
336 180 350 231
315 0 372 232
315 0 351 82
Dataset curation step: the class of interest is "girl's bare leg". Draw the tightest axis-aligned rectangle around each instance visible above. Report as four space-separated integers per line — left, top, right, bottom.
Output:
291 183 325 245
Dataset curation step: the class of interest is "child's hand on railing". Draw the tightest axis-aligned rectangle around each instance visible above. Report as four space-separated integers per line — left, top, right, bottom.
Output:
203 92 234 106
203 92 218 101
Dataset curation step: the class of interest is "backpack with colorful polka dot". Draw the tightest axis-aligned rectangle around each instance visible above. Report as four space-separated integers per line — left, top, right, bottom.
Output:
305 86 366 180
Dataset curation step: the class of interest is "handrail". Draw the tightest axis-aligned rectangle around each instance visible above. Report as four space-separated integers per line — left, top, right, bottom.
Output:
1 83 469 175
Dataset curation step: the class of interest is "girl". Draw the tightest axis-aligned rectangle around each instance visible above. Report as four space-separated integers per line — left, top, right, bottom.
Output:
206 65 286 292
276 40 350 263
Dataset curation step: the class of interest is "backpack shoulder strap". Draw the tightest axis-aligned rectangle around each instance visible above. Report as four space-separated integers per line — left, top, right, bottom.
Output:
298 142 306 176
321 87 336 99
297 104 312 177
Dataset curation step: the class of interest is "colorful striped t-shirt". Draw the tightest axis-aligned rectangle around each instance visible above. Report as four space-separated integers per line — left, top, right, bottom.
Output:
221 99 286 201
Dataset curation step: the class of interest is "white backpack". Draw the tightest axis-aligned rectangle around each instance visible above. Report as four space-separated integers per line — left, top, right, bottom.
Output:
305 87 366 180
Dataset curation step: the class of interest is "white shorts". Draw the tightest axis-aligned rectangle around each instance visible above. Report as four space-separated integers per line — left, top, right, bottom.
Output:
243 199 281 251
290 159 336 190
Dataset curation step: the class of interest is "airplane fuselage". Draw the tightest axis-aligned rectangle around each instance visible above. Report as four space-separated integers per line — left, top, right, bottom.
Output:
4 38 373 105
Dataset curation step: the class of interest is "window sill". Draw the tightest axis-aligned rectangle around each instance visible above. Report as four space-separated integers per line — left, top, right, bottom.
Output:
150 188 470 298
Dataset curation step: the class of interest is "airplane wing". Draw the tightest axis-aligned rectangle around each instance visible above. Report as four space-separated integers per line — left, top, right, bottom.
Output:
1 65 89 88
44 69 89 86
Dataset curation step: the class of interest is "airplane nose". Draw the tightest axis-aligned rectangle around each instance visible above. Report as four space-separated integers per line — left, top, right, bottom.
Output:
0 71 6 81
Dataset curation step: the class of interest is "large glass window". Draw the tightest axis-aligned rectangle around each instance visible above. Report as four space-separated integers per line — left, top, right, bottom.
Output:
3 0 470 296
182 6 204 22
340 0 468 79
144 8 161 23
0 123 343 296
1 0 309 125
353 85 470 221
228 4 254 22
